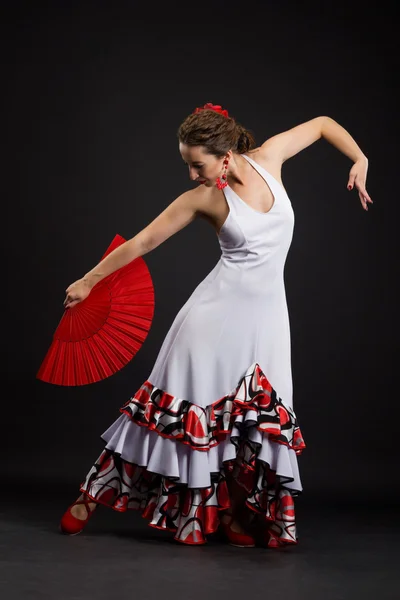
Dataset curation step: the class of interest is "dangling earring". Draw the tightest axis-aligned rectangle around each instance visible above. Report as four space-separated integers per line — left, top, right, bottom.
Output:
216 158 229 190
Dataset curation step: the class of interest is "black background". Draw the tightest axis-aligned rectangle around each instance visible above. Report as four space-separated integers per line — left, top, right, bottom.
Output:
2 0 398 505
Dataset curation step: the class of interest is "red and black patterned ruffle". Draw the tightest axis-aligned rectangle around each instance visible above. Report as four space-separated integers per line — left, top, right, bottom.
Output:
79 361 305 547
120 362 306 454
80 440 299 547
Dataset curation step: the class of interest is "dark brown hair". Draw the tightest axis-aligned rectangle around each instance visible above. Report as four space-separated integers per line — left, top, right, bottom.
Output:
177 106 256 158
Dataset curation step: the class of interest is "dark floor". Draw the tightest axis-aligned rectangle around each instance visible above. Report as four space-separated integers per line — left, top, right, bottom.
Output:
0 486 398 600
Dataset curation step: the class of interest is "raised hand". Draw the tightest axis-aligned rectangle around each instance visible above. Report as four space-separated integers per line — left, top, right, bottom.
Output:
347 159 373 211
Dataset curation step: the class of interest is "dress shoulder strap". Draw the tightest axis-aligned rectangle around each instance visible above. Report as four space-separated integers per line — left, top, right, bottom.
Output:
241 154 284 197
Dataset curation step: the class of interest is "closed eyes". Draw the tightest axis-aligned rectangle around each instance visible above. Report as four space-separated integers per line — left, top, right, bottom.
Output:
184 162 203 168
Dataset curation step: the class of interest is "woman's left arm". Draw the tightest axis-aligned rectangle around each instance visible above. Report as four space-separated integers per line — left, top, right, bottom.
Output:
261 116 373 211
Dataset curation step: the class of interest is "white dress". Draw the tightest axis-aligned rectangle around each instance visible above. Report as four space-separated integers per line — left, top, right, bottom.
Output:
80 154 306 547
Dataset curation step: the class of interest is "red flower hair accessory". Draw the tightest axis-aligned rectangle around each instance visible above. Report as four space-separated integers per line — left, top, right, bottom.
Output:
193 102 229 118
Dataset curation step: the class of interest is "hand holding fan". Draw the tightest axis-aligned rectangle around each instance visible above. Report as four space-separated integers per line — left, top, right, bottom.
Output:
37 234 155 386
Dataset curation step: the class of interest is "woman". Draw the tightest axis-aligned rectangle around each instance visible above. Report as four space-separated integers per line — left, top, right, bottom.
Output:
60 102 372 548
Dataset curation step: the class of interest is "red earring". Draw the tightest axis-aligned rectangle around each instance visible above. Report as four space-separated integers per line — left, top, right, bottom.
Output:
216 158 229 190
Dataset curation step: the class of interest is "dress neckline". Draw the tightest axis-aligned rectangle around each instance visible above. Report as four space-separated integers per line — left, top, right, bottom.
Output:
226 154 276 215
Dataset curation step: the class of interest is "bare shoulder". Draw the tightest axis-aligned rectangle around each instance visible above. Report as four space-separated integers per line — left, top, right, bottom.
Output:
245 147 285 186
139 186 213 252
188 184 226 233
167 185 214 218
184 184 211 210
186 184 217 218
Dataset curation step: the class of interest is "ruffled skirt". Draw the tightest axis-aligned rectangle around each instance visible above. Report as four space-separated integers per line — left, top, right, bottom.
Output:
80 362 306 547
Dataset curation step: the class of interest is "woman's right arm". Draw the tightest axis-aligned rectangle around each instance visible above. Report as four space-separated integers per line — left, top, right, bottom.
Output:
64 189 200 308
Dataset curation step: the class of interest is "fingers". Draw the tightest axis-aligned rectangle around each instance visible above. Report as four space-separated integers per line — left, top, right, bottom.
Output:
64 293 77 309
358 189 373 211
65 299 79 309
347 173 356 191
347 175 373 211
64 299 78 309
64 282 77 308
63 291 71 305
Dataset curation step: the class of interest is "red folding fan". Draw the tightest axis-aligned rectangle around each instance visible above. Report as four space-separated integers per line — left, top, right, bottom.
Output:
37 234 155 386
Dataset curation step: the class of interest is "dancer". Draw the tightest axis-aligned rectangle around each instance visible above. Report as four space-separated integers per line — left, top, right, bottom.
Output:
60 103 372 547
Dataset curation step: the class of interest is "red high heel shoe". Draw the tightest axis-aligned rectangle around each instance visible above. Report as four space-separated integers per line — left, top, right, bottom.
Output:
59 495 97 536
220 513 256 548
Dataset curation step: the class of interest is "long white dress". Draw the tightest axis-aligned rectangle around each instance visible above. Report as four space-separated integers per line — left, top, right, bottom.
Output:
80 154 306 547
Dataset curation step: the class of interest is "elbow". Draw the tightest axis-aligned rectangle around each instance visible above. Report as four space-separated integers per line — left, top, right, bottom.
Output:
318 115 331 138
140 234 154 254
129 231 153 256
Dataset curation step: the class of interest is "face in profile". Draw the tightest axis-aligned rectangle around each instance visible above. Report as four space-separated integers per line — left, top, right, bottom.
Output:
179 143 226 187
